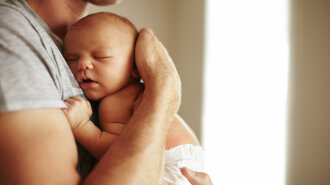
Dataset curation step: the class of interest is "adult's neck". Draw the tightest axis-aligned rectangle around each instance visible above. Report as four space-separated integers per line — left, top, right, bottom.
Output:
26 0 88 40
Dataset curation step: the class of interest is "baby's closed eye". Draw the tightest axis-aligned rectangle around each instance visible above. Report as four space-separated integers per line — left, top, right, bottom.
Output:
93 56 113 62
64 54 79 62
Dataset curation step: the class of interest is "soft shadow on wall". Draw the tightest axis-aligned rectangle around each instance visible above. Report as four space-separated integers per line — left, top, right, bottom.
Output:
88 0 206 140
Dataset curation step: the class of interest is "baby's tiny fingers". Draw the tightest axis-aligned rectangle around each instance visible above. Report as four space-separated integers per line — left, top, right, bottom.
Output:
72 96 84 102
64 101 70 107
64 98 76 104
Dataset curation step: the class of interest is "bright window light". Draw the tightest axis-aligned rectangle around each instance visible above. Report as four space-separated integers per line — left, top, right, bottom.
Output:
202 1 289 185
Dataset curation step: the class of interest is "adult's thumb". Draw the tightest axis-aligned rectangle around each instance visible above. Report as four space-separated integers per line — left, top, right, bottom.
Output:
181 167 213 185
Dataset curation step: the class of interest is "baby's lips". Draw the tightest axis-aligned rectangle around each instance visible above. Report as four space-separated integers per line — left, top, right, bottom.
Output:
82 79 95 83
79 80 97 88
78 75 94 83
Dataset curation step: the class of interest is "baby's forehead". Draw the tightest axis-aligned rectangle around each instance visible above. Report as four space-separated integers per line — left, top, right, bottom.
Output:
70 12 137 36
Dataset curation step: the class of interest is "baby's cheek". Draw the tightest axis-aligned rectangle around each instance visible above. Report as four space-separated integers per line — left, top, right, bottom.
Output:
68 65 78 77
68 64 75 71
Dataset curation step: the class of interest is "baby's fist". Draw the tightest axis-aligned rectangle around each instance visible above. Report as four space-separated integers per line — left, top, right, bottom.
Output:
63 96 92 129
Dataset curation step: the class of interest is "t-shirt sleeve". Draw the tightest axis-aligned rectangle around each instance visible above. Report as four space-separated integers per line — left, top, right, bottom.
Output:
0 7 66 113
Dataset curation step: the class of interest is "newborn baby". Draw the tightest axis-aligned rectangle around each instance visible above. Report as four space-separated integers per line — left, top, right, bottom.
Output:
63 12 204 185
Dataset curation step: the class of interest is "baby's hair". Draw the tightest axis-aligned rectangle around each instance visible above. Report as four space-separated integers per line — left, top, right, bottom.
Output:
69 12 138 38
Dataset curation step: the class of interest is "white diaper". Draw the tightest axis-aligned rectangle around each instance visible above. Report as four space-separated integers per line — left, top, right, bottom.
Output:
163 144 204 185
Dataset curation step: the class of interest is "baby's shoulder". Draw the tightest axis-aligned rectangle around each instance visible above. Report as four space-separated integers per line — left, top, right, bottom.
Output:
98 82 144 124
100 82 144 109
120 81 144 98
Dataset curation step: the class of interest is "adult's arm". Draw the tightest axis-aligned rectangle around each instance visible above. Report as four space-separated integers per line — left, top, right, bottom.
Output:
83 28 181 185
0 109 81 185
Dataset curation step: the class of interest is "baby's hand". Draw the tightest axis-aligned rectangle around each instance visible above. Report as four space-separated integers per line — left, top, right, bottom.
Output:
63 96 92 129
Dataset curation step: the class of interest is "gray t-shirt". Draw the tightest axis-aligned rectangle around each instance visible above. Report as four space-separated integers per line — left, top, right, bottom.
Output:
0 0 94 177
0 0 83 112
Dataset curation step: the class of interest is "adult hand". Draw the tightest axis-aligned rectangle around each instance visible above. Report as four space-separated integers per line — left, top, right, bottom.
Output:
135 28 181 119
181 167 213 185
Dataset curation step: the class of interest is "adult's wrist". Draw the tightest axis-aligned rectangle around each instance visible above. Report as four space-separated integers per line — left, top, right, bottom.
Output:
144 75 181 115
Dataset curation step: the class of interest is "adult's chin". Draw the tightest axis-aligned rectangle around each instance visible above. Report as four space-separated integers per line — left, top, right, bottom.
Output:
87 0 122 6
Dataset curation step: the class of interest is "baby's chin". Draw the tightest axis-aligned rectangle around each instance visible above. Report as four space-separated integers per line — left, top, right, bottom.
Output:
84 92 103 101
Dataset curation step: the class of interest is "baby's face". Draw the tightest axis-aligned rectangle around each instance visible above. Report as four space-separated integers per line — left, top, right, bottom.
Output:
64 23 135 100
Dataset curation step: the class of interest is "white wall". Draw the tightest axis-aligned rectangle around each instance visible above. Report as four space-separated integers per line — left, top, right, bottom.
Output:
88 0 205 139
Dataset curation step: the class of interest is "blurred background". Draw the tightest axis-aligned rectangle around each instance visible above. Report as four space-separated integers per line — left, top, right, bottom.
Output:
88 0 330 185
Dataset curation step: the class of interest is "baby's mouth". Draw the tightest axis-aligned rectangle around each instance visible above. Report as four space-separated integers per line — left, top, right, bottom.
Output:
79 78 97 88
82 79 94 83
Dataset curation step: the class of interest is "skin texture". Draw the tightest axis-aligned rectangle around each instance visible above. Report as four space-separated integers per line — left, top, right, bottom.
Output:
0 0 212 184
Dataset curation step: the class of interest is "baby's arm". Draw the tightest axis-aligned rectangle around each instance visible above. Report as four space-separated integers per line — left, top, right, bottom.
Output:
98 81 200 152
101 92 200 150
63 96 118 159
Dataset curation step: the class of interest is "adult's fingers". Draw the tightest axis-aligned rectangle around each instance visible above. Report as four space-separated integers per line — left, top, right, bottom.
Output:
181 167 213 185
135 28 181 115
134 28 157 81
135 28 177 85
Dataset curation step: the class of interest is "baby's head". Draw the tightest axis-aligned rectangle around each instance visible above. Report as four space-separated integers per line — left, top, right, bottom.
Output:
64 12 138 100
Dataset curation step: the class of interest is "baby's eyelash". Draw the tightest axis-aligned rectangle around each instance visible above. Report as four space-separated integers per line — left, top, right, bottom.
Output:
94 56 111 59
65 58 79 62
94 56 113 62
64 54 79 61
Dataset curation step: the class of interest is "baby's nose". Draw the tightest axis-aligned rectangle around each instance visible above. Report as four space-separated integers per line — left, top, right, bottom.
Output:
77 57 93 70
